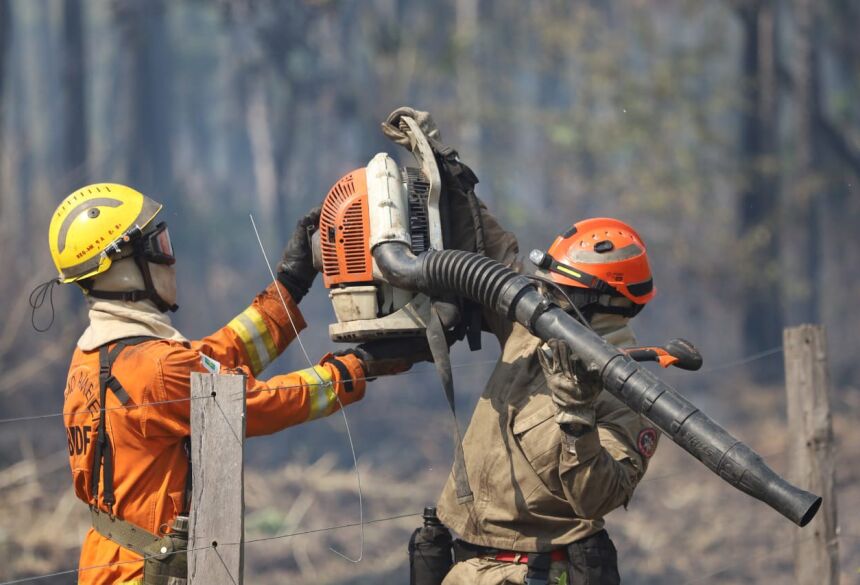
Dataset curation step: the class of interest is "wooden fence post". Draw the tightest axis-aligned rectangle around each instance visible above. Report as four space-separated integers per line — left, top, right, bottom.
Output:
784 325 838 585
189 373 246 585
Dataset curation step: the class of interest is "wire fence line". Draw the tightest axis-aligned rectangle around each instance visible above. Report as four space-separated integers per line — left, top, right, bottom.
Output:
0 511 421 585
0 543 214 585
0 342 842 584
0 436 792 501
697 345 783 374
0 345 788 427
0 395 215 426
1 514 854 585
0 358 499 426
241 511 419 546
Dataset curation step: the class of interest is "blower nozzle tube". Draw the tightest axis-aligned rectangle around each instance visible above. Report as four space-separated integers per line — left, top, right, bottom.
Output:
372 244 821 527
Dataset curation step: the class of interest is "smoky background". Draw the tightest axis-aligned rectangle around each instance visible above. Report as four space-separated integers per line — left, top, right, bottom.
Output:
0 1 858 583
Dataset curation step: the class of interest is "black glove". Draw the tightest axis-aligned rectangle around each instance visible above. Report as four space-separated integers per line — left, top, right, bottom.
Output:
538 339 603 430
337 337 433 379
277 206 321 303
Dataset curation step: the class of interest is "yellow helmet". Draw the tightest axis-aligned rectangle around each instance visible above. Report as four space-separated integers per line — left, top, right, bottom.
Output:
49 183 162 283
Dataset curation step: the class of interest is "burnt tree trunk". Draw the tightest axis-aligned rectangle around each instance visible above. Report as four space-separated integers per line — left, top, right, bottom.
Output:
0 1 10 197
781 0 821 327
455 0 482 173
61 0 88 190
113 0 173 197
737 1 782 380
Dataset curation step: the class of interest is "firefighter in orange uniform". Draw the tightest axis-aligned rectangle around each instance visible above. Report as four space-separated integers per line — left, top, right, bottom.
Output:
51 183 405 585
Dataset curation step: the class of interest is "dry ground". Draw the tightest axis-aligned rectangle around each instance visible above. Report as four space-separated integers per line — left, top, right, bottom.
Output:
1 371 857 584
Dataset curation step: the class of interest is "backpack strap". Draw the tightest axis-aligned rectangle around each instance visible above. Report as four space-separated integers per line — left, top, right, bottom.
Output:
426 303 473 504
88 336 192 583
431 137 486 352
91 336 157 512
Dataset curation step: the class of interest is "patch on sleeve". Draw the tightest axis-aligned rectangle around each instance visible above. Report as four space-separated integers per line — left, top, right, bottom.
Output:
637 428 658 458
200 353 221 374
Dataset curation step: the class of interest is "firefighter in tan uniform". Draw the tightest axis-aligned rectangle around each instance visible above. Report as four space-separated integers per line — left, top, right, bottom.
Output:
49 183 415 585
437 217 660 585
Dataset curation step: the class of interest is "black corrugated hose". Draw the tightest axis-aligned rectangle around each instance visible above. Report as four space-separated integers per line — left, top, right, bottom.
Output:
373 243 821 527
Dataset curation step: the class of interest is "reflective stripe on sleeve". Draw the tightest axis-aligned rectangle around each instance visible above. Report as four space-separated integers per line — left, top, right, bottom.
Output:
227 306 278 374
296 365 336 420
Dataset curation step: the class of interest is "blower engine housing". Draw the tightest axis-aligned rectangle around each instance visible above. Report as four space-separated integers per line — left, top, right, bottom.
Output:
315 153 437 342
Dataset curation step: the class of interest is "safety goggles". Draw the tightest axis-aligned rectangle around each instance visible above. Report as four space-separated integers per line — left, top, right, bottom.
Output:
140 222 176 265
106 221 176 266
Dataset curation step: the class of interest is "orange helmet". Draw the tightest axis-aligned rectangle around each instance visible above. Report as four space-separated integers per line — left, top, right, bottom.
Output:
529 218 655 309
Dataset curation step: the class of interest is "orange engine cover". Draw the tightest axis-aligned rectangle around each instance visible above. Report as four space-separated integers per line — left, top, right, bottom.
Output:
320 168 374 287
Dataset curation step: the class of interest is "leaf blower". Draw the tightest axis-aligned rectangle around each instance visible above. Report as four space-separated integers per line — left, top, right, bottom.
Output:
311 113 456 342
310 109 821 527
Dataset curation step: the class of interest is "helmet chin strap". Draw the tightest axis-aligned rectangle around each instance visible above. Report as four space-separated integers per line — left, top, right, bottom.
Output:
83 254 178 313
132 254 178 313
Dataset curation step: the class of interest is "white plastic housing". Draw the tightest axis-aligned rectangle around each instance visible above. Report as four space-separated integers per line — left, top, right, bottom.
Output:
329 286 378 322
366 153 411 250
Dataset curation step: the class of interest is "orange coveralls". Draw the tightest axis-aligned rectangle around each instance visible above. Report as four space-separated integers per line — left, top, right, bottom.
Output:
63 282 365 584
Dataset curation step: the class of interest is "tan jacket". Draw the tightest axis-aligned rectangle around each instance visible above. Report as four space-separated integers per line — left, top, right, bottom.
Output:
437 201 660 552
437 317 659 551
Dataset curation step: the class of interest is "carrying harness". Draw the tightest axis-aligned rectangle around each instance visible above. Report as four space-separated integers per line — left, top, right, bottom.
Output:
89 336 190 585
424 139 487 505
